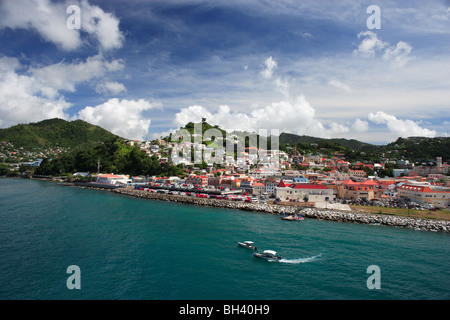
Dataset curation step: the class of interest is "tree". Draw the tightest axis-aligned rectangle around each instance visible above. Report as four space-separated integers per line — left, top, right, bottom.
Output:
0 164 8 176
199 161 208 170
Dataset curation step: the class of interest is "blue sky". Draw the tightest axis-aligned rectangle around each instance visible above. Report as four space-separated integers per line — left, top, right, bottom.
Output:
0 0 449 144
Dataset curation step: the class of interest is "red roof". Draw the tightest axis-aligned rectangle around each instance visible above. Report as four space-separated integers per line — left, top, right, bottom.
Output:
98 174 125 178
278 179 292 187
362 180 379 186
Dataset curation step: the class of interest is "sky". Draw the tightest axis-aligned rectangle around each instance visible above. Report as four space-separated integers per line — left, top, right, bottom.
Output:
0 0 449 144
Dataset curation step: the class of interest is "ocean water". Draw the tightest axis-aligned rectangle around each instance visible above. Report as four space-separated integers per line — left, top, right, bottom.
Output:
0 178 449 300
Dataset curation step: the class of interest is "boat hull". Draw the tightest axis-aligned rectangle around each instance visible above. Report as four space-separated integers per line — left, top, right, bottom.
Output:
253 253 282 261
281 215 304 221
237 242 257 250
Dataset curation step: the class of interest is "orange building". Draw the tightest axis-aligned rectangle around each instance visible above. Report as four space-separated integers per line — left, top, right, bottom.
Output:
186 175 208 186
337 180 379 200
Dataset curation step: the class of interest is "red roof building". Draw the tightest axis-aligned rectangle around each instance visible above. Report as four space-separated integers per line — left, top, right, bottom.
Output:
398 183 450 207
337 179 379 200
186 175 209 186
276 183 335 202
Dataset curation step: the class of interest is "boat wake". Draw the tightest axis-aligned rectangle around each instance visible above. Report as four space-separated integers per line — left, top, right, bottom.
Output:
278 253 322 264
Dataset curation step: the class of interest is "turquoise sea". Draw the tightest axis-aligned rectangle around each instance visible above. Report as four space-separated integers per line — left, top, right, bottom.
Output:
0 178 449 300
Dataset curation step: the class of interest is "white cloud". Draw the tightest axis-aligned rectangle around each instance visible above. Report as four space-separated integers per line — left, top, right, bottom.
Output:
328 79 352 93
0 56 71 128
351 119 369 132
274 77 290 96
30 55 124 98
96 81 127 95
368 111 436 139
173 95 358 139
0 0 123 51
77 98 158 140
260 56 278 79
354 31 413 67
0 55 125 128
354 31 388 58
0 0 82 51
80 0 124 51
383 41 413 67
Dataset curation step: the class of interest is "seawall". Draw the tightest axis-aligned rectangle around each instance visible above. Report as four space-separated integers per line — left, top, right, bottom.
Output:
99 187 450 233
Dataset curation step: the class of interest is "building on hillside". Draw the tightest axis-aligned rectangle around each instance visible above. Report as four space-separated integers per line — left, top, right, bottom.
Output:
393 168 412 177
327 170 350 181
413 157 449 176
282 170 300 177
252 182 266 196
336 159 350 172
239 177 254 194
348 170 367 181
248 166 281 178
293 176 309 184
397 183 450 208
289 146 304 165
264 177 278 196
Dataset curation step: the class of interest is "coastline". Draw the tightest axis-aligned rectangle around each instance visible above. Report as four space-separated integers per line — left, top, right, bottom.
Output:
4 176 449 233
88 184 449 233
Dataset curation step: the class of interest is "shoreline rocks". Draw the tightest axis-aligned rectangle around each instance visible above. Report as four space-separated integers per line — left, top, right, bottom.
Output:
83 185 450 233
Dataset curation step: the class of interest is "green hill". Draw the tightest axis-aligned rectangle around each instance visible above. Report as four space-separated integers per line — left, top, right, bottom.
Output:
0 118 119 149
380 137 450 162
279 132 376 151
279 132 450 163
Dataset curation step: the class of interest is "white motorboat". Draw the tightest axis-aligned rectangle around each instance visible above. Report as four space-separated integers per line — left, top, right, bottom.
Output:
237 241 257 250
253 250 282 261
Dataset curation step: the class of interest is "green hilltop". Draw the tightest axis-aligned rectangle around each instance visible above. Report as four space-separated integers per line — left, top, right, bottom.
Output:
0 118 119 149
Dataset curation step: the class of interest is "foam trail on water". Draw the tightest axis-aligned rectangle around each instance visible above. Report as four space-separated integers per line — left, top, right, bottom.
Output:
279 253 322 264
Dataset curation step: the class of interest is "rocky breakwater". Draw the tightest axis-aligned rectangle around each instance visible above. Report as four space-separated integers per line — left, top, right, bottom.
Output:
110 187 450 233
111 187 296 214
300 208 450 233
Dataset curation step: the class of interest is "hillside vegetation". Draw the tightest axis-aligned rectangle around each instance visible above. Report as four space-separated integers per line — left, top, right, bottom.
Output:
0 118 118 149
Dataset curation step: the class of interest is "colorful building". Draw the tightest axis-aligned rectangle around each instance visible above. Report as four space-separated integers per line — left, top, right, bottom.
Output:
397 183 450 207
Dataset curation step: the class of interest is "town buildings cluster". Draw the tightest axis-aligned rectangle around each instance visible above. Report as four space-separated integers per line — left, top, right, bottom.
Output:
115 138 450 209
0 141 64 169
3 135 450 209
